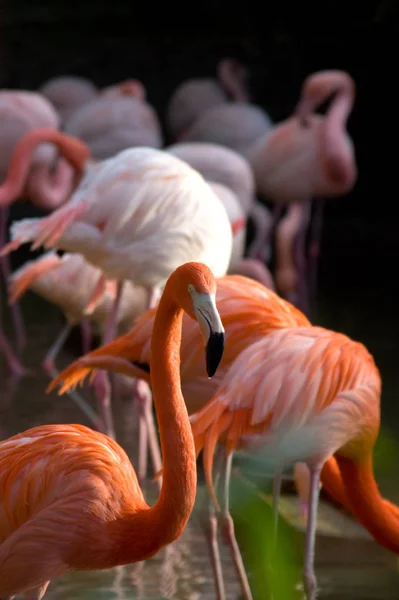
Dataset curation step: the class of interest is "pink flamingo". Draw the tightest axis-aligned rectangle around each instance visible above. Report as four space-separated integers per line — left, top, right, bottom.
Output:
2 137 233 471
246 70 357 312
190 326 396 599
39 75 98 124
0 99 89 375
179 71 356 314
63 96 163 160
166 58 251 141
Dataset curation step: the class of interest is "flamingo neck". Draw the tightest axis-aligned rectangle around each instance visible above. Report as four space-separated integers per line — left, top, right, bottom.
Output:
322 78 356 186
111 283 197 564
337 453 399 554
25 159 79 211
0 129 90 208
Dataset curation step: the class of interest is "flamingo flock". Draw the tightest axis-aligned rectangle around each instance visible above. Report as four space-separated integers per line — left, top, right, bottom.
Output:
0 63 394 600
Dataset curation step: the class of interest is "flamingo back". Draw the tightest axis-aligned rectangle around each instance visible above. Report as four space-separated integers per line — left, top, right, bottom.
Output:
64 97 163 159
182 103 273 156
166 79 227 140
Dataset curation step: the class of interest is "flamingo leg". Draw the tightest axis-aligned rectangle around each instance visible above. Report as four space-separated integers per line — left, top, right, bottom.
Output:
272 472 283 554
0 207 26 353
303 464 322 600
247 202 274 263
293 201 312 316
201 446 226 600
221 452 253 600
92 281 125 440
80 317 93 355
0 328 29 378
135 286 161 481
42 322 73 376
308 198 325 317
43 322 102 430
134 378 162 489
136 381 148 482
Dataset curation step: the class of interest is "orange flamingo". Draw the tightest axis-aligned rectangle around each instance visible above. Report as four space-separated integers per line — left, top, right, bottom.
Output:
49 275 308 419
0 261 225 600
189 326 399 599
49 275 314 581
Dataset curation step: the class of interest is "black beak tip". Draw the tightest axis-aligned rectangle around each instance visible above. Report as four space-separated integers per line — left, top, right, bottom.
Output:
206 331 225 378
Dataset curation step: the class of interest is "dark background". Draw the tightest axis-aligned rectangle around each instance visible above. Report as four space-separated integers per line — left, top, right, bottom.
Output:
1 0 397 422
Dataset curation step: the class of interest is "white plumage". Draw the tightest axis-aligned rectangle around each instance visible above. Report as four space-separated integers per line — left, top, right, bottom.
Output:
6 147 233 289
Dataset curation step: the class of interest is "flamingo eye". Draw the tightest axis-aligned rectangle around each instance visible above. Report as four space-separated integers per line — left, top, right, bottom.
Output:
188 284 195 295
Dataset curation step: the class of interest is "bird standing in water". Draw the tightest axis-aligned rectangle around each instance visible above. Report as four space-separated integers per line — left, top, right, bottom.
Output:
0 262 225 600
190 326 399 599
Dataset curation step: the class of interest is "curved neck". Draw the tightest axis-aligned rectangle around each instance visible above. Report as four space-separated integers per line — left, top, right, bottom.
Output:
337 454 399 553
113 284 197 564
323 76 354 159
0 129 90 208
25 158 79 211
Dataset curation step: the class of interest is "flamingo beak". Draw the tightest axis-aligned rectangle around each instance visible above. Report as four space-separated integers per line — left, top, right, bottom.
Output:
192 293 225 378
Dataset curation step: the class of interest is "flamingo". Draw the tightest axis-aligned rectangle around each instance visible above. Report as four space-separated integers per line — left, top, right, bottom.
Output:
188 325 399 599
166 141 274 262
0 261 225 600
166 58 250 141
63 96 163 160
246 70 357 312
1 133 232 463
0 115 89 376
39 75 99 124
